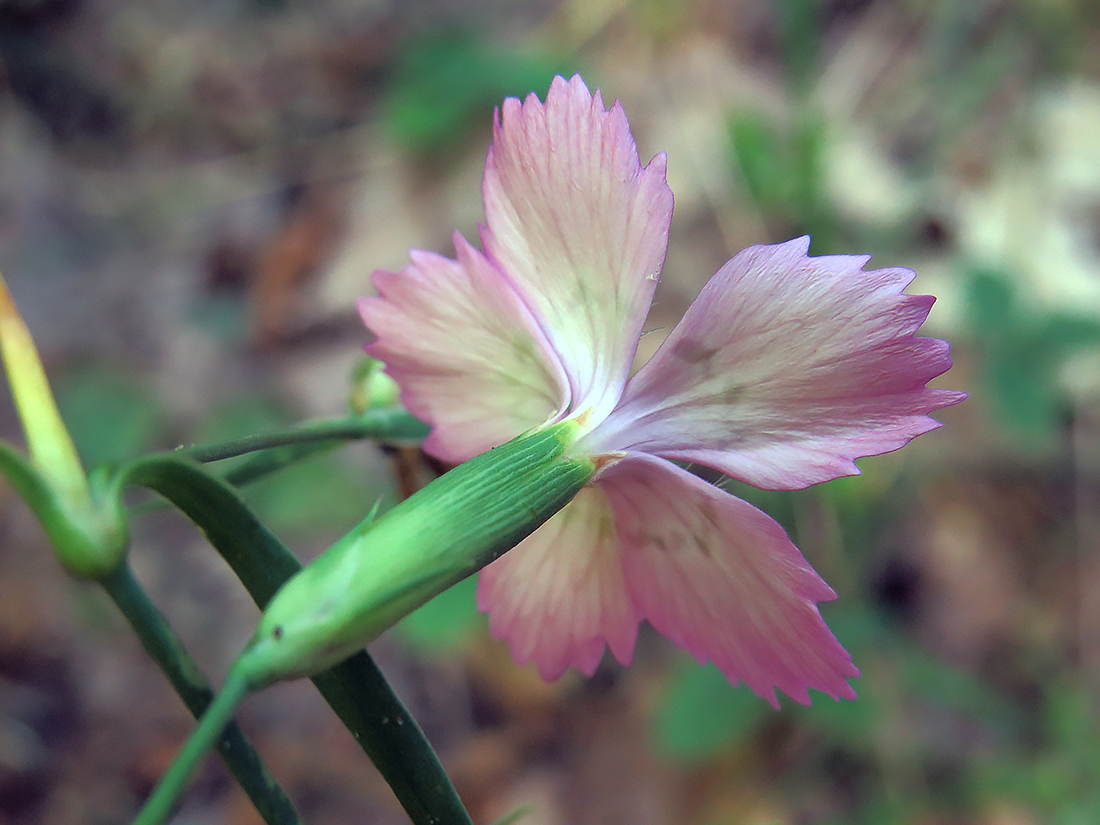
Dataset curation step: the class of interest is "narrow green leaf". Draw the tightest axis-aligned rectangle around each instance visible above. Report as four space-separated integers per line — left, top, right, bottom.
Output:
116 455 475 825
120 456 298 602
219 439 343 488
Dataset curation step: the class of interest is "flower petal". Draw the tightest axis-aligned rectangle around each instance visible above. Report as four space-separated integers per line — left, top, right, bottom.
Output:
477 487 640 680
481 74 674 425
360 232 568 463
589 237 966 489
599 454 859 707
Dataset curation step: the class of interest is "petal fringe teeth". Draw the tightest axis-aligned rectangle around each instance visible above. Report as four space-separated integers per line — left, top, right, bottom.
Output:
360 75 963 705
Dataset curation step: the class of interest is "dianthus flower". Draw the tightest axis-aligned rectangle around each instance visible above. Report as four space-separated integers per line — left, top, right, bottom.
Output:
359 75 964 706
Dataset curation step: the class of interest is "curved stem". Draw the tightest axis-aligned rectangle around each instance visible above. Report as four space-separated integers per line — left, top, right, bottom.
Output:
132 669 252 825
102 563 301 825
175 408 428 465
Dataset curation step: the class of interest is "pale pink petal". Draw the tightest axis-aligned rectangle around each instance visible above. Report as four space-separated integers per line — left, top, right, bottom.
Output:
360 232 568 463
481 74 674 425
477 487 640 679
599 454 859 707
587 237 966 490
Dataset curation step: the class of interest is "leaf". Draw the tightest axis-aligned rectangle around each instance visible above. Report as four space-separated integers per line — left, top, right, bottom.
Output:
899 649 1021 733
963 267 1100 437
101 564 302 825
383 31 569 153
728 108 833 243
730 111 792 214
963 269 1016 336
651 661 770 761
190 399 387 536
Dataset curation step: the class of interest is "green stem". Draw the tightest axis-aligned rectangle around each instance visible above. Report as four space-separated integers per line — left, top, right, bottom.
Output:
117 455 475 825
175 408 428 465
220 439 342 488
133 669 252 825
101 563 301 825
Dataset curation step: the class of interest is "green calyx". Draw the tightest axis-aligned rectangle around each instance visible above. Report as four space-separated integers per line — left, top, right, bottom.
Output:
0 445 129 579
235 420 595 688
43 475 129 580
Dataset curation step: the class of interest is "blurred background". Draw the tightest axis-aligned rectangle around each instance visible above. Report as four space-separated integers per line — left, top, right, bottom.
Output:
0 0 1098 822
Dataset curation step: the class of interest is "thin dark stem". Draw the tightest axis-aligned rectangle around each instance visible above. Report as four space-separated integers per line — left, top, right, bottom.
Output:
220 439 341 487
101 563 302 825
175 408 428 465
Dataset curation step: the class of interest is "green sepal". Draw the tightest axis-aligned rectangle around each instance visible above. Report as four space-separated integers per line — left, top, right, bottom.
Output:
115 453 476 825
238 421 596 687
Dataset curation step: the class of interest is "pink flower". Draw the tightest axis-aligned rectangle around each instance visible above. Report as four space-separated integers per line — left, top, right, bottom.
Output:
359 75 964 706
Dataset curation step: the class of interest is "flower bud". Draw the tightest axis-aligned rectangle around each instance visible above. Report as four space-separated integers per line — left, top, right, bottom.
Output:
234 420 594 688
349 356 402 415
